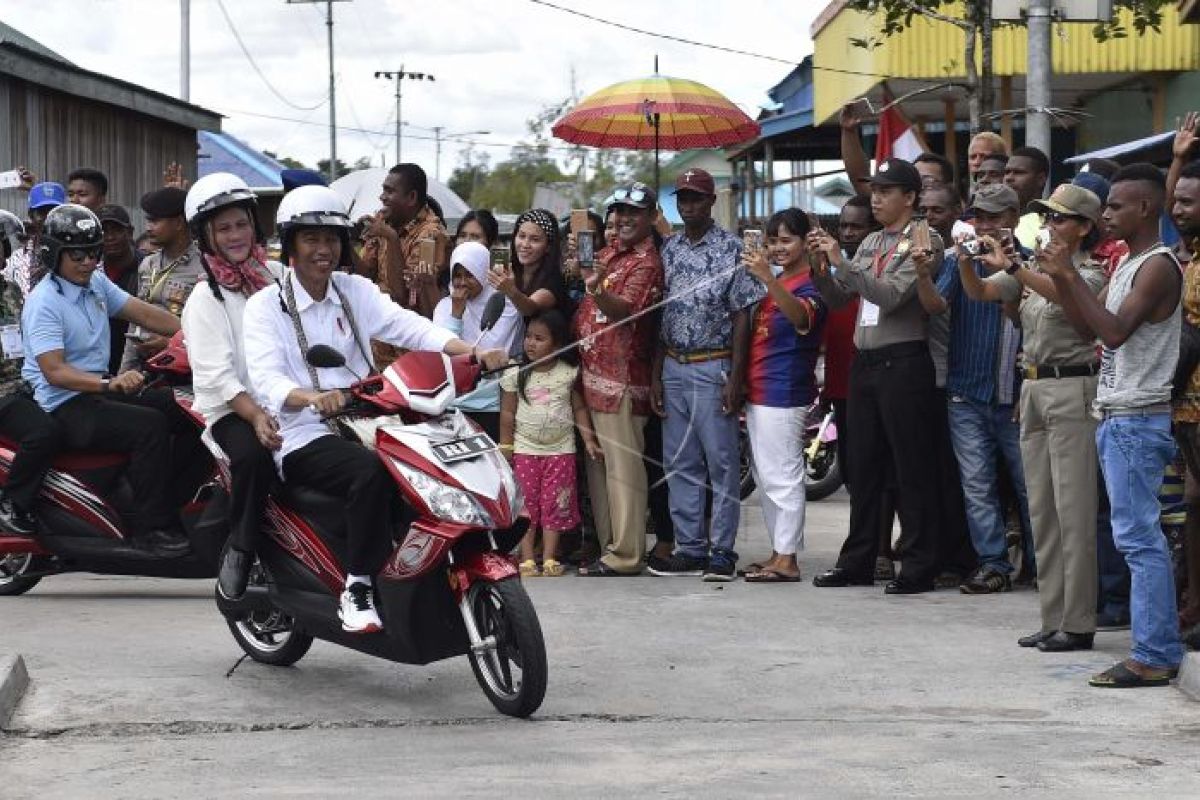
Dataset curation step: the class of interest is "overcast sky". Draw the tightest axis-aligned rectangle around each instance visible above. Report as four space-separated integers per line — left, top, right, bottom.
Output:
4 0 819 179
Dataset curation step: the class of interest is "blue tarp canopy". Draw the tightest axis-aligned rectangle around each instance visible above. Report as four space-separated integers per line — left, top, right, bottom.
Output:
1064 131 1176 165
198 131 286 188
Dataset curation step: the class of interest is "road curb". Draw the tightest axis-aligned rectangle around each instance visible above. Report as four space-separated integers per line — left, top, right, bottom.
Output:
1177 652 1200 702
0 654 29 728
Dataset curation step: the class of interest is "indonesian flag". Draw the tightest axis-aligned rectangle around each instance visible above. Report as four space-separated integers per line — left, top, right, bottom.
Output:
874 94 927 163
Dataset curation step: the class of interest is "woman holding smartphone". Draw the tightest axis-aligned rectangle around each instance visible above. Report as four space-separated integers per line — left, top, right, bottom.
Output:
488 207 571 320
949 184 1108 653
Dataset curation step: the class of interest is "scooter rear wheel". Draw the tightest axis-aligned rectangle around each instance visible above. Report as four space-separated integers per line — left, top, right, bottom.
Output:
465 577 547 718
223 564 313 667
0 554 44 596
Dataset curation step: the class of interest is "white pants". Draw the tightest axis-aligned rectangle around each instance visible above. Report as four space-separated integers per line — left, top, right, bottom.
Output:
745 403 807 554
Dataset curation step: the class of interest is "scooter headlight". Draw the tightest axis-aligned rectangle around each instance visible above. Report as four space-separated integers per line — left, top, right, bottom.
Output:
392 459 493 528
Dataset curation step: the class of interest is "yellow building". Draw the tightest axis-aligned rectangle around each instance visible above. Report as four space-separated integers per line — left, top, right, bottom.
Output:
810 0 1200 158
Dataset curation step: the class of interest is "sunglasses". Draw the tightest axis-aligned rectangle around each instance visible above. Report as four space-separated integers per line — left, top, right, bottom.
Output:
1046 211 1086 224
611 186 650 205
64 246 103 262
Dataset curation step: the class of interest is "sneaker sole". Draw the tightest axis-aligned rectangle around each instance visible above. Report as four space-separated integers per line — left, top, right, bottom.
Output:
702 573 735 582
341 621 382 634
646 567 705 577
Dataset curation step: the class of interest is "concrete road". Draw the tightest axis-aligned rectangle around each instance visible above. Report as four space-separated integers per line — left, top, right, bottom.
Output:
2 491 1198 798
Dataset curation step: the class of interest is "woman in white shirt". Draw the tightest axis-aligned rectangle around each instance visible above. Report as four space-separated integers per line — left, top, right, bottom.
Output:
180 173 282 601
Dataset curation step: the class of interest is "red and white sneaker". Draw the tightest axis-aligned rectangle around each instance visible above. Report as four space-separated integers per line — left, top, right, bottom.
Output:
339 582 382 633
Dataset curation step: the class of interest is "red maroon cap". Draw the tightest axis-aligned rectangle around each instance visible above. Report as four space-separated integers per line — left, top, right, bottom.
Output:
673 168 716 197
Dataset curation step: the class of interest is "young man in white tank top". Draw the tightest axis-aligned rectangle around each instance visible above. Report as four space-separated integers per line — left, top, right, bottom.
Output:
1048 163 1184 688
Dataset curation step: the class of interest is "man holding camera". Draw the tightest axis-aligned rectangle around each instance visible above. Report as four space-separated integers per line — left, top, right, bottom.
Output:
941 183 1032 595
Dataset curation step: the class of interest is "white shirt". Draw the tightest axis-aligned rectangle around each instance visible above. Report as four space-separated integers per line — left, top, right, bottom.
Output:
180 261 282 427
243 270 456 468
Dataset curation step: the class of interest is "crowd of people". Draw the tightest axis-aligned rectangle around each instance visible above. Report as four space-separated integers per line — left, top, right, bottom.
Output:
1 104 1199 687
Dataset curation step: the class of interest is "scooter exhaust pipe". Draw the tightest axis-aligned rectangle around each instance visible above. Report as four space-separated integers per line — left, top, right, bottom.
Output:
214 584 273 617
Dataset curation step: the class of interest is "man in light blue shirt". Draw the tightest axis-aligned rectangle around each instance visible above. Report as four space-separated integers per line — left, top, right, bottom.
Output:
21 205 195 557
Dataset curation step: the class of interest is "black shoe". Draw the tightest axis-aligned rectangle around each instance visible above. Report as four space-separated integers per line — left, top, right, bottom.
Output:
702 552 737 583
646 553 708 577
1037 631 1094 652
1018 630 1057 648
217 547 253 599
139 529 192 558
0 496 37 536
959 568 1012 595
884 578 934 595
812 567 874 588
1095 610 1131 631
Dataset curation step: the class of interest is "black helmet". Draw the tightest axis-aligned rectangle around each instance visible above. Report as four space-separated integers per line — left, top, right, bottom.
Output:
0 210 24 261
38 204 103 274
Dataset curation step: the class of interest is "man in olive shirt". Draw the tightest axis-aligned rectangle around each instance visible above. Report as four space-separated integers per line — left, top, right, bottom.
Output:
807 158 942 594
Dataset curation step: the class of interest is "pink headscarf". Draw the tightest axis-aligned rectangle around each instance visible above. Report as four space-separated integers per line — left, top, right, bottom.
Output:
203 244 273 296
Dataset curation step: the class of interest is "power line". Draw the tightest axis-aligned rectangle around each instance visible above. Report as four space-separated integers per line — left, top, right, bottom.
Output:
214 0 327 112
525 0 895 80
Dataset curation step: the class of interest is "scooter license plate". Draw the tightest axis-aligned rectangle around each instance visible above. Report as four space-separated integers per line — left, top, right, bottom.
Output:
430 433 496 463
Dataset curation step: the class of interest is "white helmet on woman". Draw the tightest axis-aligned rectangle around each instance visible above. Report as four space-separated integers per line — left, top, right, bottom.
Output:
275 185 353 267
185 172 261 254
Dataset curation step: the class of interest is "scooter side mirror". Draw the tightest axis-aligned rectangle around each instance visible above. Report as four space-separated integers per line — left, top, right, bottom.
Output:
479 293 506 333
305 344 346 369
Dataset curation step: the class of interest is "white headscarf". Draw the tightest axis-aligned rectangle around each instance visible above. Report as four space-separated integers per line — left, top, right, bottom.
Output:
433 241 521 354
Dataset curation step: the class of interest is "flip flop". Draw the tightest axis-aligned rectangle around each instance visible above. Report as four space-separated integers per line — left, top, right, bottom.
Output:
737 562 768 577
577 560 638 577
744 567 802 584
1088 660 1174 688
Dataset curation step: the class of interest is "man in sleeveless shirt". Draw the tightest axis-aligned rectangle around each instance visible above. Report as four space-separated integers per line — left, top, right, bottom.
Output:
1050 163 1185 688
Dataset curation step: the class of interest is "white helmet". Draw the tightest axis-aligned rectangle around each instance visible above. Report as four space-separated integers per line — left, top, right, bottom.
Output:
185 172 261 254
276 185 353 267
0 209 24 261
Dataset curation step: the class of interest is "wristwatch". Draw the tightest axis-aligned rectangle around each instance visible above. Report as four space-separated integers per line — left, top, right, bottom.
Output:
1005 260 1022 275
100 378 111 394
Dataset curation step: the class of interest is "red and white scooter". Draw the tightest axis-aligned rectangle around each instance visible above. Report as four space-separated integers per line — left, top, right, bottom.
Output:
216 298 546 718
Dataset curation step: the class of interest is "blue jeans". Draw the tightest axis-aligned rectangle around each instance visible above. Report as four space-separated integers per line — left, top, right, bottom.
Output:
1097 414 1183 668
947 396 1031 575
662 357 741 560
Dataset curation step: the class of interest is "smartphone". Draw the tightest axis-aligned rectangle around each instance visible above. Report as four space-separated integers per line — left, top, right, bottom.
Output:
743 229 764 257
417 238 437 275
0 170 21 189
490 246 510 270
570 209 590 234
997 227 1014 251
577 230 595 268
910 217 932 252
1035 228 1052 250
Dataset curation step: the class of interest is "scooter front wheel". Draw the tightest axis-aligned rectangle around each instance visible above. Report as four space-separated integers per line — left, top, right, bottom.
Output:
463 577 547 718
0 553 45 596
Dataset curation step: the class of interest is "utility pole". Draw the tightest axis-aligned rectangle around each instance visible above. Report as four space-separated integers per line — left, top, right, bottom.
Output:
287 0 350 181
180 0 190 101
373 67 435 165
1025 0 1053 158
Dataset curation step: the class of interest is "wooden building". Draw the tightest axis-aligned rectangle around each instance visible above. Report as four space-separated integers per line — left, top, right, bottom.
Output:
0 21 220 220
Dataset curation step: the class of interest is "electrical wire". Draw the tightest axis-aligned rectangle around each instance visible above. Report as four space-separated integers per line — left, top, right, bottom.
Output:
526 0 895 79
214 0 327 112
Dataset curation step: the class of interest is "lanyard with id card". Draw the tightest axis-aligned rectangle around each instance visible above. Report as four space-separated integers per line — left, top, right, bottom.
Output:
0 318 23 361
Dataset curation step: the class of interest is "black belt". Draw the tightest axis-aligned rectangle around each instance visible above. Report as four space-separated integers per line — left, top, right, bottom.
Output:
856 341 927 365
1023 362 1099 380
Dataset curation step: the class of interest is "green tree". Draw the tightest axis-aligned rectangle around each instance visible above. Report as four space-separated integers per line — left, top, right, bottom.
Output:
846 0 1176 133
263 150 309 171
447 147 492 204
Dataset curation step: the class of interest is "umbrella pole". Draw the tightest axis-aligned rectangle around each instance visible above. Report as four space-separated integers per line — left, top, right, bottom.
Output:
655 122 660 195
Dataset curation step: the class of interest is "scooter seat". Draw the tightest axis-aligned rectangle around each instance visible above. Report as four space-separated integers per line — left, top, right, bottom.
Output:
0 434 129 471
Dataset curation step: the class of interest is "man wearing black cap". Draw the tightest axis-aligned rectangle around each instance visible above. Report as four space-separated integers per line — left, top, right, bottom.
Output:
98 205 141 374
808 157 943 594
120 188 203 371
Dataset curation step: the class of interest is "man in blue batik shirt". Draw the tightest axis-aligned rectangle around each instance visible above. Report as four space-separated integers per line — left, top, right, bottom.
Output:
649 169 766 582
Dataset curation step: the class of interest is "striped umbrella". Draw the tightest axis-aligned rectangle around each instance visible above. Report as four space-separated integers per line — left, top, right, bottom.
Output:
552 72 760 192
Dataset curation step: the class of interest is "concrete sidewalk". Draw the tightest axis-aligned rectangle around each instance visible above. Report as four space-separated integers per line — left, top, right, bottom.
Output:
0 490 1196 798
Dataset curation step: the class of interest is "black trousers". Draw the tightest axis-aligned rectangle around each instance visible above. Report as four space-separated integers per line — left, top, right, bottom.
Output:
837 343 940 584
643 414 674 545
52 389 197 535
0 394 63 512
212 415 275 554
282 435 395 577
831 398 850 494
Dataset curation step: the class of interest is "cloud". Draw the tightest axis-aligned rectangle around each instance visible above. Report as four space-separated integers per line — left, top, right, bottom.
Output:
4 0 817 180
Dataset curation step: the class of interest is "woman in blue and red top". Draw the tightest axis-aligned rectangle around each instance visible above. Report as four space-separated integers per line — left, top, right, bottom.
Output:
740 209 828 582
